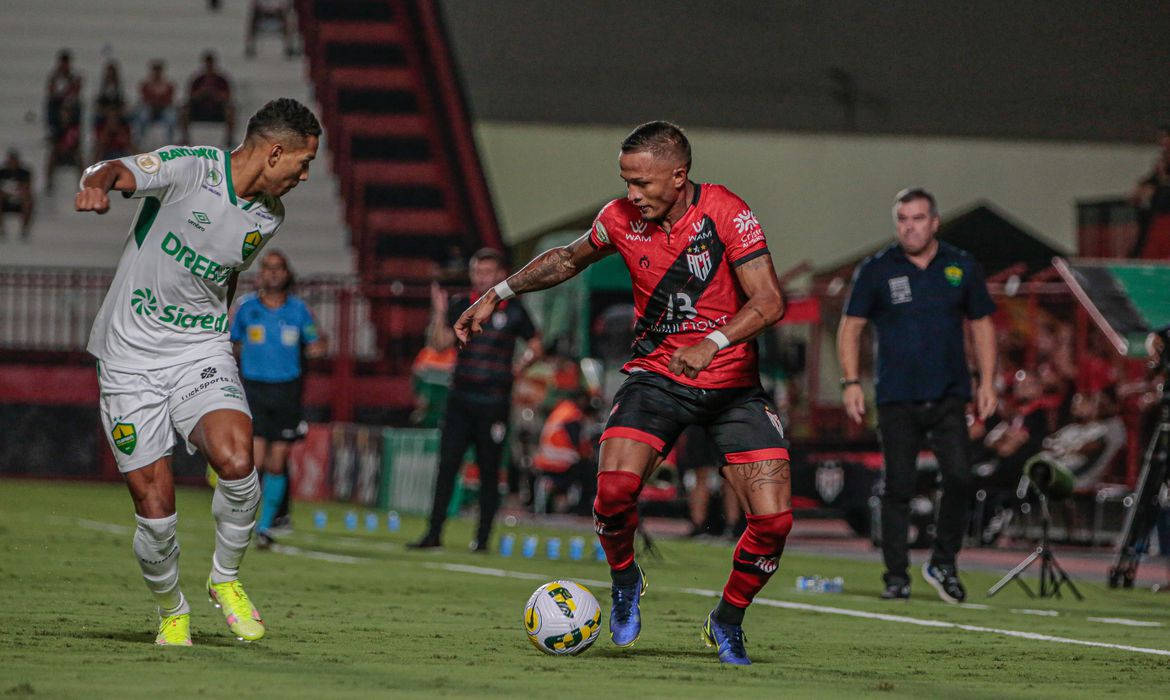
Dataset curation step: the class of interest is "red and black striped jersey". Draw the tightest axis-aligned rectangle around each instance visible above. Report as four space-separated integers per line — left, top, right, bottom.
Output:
588 183 771 389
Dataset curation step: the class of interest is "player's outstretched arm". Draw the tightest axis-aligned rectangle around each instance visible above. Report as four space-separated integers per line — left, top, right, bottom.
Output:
75 160 138 215
668 254 785 379
453 233 610 347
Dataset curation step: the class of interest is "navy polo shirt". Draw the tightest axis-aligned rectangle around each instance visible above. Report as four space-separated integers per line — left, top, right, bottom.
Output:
844 241 996 405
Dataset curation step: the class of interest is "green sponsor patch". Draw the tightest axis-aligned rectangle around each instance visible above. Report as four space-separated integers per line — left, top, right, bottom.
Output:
111 423 137 456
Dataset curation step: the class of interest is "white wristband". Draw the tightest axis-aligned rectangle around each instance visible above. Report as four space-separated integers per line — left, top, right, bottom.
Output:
706 330 730 350
492 280 516 300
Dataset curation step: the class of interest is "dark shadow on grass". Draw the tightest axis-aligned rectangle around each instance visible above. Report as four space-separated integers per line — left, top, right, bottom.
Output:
591 647 717 661
75 629 239 648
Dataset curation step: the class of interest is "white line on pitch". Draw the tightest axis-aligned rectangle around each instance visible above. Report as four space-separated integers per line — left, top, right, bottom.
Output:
77 518 132 535
432 562 1170 658
1011 608 1060 617
1087 617 1165 628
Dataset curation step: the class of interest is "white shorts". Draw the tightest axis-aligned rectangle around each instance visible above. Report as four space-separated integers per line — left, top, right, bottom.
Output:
98 355 252 473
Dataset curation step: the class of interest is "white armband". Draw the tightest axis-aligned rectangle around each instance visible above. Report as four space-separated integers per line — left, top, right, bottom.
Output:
706 330 730 350
492 280 516 300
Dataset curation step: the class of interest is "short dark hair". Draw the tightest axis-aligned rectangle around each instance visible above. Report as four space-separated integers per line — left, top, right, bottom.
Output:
620 120 692 171
246 98 322 144
892 187 939 218
469 247 506 268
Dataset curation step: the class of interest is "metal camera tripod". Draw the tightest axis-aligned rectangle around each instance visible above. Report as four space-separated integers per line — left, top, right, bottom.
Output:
1109 352 1170 588
988 489 1083 599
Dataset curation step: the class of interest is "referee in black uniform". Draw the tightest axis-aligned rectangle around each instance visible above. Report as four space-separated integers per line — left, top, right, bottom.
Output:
410 248 542 552
837 188 998 603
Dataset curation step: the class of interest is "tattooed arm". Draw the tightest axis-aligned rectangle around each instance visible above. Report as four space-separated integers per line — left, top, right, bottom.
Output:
453 232 612 347
668 254 785 379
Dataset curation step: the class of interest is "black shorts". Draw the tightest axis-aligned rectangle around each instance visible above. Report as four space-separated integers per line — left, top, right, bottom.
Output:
601 371 789 465
244 378 306 442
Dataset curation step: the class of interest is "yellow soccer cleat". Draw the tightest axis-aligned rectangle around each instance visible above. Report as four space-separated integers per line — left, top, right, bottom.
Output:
207 577 266 642
155 612 192 646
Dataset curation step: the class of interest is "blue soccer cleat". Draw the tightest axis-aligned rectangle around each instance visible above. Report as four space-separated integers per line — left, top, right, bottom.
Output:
608 564 646 647
702 610 751 665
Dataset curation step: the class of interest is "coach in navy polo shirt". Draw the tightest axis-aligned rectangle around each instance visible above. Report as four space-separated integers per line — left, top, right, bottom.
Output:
837 188 997 604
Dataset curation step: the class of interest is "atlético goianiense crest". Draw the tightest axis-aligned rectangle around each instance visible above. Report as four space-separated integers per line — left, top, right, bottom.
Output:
242 230 262 259
944 264 963 287
687 245 712 281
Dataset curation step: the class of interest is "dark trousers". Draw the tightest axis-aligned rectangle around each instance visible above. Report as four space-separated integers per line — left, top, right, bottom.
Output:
426 392 510 546
877 397 972 581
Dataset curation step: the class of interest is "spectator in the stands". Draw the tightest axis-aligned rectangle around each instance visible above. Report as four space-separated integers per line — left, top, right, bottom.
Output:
0 149 34 241
44 49 82 193
1129 125 1170 258
45 49 82 147
93 104 135 162
45 101 82 195
246 0 297 59
180 51 236 146
93 60 126 117
134 60 177 147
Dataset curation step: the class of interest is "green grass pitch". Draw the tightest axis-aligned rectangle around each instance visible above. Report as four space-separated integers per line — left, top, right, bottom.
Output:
2 480 1168 698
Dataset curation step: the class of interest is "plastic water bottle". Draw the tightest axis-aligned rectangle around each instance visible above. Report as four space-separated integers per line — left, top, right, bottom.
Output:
546 537 561 560
568 537 585 561
387 511 400 533
313 511 327 529
365 512 378 532
593 541 606 562
821 577 845 594
522 535 539 558
344 511 358 531
500 533 515 557
796 575 821 592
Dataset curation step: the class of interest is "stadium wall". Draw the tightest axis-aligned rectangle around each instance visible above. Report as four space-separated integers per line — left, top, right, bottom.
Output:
472 122 1151 271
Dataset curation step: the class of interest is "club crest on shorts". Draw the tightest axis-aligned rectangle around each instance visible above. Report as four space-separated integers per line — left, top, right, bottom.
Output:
111 422 137 456
687 244 712 281
241 230 262 259
491 311 508 330
491 421 507 444
764 405 784 436
815 462 845 504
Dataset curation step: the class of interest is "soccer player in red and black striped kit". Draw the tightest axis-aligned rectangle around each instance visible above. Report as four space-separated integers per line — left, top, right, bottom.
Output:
454 122 790 665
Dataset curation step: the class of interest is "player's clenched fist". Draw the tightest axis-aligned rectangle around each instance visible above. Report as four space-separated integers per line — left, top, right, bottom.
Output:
668 340 717 380
76 187 111 214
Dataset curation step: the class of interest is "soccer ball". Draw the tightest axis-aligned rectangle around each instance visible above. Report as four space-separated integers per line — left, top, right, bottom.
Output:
523 580 602 656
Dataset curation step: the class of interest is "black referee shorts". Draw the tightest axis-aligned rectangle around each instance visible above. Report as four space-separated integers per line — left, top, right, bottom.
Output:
243 378 306 442
601 371 789 465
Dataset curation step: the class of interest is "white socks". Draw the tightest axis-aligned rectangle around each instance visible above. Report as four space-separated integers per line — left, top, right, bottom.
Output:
133 513 189 615
210 469 261 585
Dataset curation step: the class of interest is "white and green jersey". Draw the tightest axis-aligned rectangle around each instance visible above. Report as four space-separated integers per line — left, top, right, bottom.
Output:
88 145 285 369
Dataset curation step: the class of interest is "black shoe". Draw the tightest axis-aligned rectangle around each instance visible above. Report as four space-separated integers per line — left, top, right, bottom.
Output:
407 534 442 550
922 563 966 603
469 540 490 554
881 579 911 600
255 532 275 550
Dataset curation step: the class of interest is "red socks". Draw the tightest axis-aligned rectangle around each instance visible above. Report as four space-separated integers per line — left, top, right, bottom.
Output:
721 510 793 609
593 470 642 570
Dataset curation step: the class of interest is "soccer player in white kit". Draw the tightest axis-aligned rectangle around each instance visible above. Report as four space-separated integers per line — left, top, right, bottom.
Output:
76 98 320 646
